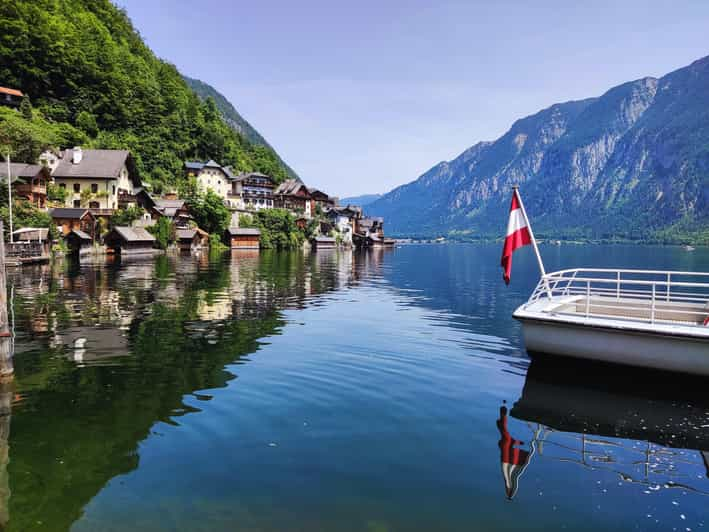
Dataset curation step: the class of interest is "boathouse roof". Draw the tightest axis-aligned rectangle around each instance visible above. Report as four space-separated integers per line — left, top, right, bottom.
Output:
69 229 92 241
110 226 156 243
50 208 92 219
226 227 260 236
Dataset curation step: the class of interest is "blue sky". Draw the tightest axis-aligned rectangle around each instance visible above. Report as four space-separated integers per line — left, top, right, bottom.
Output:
117 0 709 197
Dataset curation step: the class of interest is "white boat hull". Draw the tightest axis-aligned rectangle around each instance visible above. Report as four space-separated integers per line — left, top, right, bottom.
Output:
517 316 709 376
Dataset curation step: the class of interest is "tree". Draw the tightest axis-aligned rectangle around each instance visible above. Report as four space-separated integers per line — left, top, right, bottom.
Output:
20 95 32 121
110 206 143 228
239 209 305 250
189 190 230 235
147 216 174 250
75 110 98 137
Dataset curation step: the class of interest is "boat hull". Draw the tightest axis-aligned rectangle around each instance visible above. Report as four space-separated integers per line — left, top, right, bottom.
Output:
517 316 709 376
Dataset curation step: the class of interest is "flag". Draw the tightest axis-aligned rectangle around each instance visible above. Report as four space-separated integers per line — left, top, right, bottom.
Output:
501 190 532 285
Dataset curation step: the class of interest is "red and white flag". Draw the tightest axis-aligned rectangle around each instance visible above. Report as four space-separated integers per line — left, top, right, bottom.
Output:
501 190 532 285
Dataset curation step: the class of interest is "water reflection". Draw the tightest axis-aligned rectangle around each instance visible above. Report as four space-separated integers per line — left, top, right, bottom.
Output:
503 357 709 501
2 249 385 531
496 404 534 500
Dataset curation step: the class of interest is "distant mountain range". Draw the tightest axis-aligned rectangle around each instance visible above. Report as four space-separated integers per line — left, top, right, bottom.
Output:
183 76 300 180
339 194 382 207
367 56 709 243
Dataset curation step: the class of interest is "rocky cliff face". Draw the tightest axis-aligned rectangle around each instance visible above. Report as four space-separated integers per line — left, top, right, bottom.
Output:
368 56 709 241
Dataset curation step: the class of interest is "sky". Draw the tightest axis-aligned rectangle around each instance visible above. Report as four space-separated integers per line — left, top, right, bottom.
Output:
117 0 709 197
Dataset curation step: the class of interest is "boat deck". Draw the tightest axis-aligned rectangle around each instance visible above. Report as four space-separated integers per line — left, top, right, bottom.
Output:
516 268 709 337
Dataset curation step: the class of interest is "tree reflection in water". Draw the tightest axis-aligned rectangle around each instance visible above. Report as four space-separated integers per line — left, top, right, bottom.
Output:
0 248 383 531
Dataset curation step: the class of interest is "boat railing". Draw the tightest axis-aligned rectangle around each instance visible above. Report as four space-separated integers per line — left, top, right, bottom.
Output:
528 268 709 326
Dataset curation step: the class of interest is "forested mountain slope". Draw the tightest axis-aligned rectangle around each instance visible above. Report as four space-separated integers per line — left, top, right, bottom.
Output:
0 0 293 190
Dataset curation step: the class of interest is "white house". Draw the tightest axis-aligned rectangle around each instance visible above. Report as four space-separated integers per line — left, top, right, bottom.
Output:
41 147 141 210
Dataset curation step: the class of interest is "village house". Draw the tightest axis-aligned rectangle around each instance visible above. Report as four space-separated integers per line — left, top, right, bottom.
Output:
0 87 23 108
356 216 384 238
239 172 275 210
225 227 261 249
104 226 156 255
327 205 361 245
274 179 313 217
50 208 96 238
41 147 141 211
0 163 49 208
308 187 336 211
184 160 244 208
152 199 192 228
176 228 209 253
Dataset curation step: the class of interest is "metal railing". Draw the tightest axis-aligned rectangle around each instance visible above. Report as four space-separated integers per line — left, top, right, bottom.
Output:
527 268 709 326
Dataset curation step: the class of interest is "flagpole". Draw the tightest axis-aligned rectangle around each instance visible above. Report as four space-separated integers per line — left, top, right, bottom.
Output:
512 186 551 297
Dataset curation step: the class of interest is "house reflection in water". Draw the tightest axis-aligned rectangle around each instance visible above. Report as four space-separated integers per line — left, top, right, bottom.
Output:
496 404 534 500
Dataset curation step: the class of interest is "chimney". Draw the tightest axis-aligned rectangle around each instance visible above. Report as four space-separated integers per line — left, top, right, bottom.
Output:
72 147 83 164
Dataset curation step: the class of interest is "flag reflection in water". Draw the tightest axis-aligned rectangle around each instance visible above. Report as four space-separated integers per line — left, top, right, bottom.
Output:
496 403 535 500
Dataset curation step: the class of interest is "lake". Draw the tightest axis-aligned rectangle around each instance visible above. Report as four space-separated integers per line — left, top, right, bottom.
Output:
2 244 709 531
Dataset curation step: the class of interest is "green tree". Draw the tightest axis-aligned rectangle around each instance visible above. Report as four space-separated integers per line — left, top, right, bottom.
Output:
110 206 143 228
189 190 230 235
20 95 32 120
147 216 174 250
239 209 304 250
76 110 98 137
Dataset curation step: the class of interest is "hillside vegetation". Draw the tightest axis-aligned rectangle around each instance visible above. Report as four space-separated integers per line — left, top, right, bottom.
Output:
0 0 292 191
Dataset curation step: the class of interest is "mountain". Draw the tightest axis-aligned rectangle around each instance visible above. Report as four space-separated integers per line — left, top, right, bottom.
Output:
0 0 293 190
183 76 299 179
339 193 382 207
368 56 709 243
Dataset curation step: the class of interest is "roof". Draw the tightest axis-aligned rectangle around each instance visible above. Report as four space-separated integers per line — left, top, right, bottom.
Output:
52 149 131 179
239 172 273 180
0 87 23 97
0 163 45 180
184 160 240 180
50 208 91 219
176 229 196 240
226 227 261 236
12 227 49 241
154 199 185 209
109 226 156 242
307 187 330 199
275 179 308 196
68 229 92 241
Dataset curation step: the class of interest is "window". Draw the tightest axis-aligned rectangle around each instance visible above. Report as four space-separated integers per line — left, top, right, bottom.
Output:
89 201 99 209
91 183 98 193
73 199 80 208
59 183 66 189
112 185 116 195
73 183 80 193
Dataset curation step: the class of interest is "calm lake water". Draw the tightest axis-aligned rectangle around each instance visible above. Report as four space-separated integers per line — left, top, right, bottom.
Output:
2 244 709 531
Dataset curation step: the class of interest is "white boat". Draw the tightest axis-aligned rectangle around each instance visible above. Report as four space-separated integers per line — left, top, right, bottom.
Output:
514 268 709 375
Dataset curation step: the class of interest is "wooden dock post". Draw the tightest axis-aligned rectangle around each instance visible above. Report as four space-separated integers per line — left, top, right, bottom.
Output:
0 222 13 379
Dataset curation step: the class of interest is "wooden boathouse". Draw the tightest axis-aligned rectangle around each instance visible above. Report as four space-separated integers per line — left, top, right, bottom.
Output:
225 227 260 249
